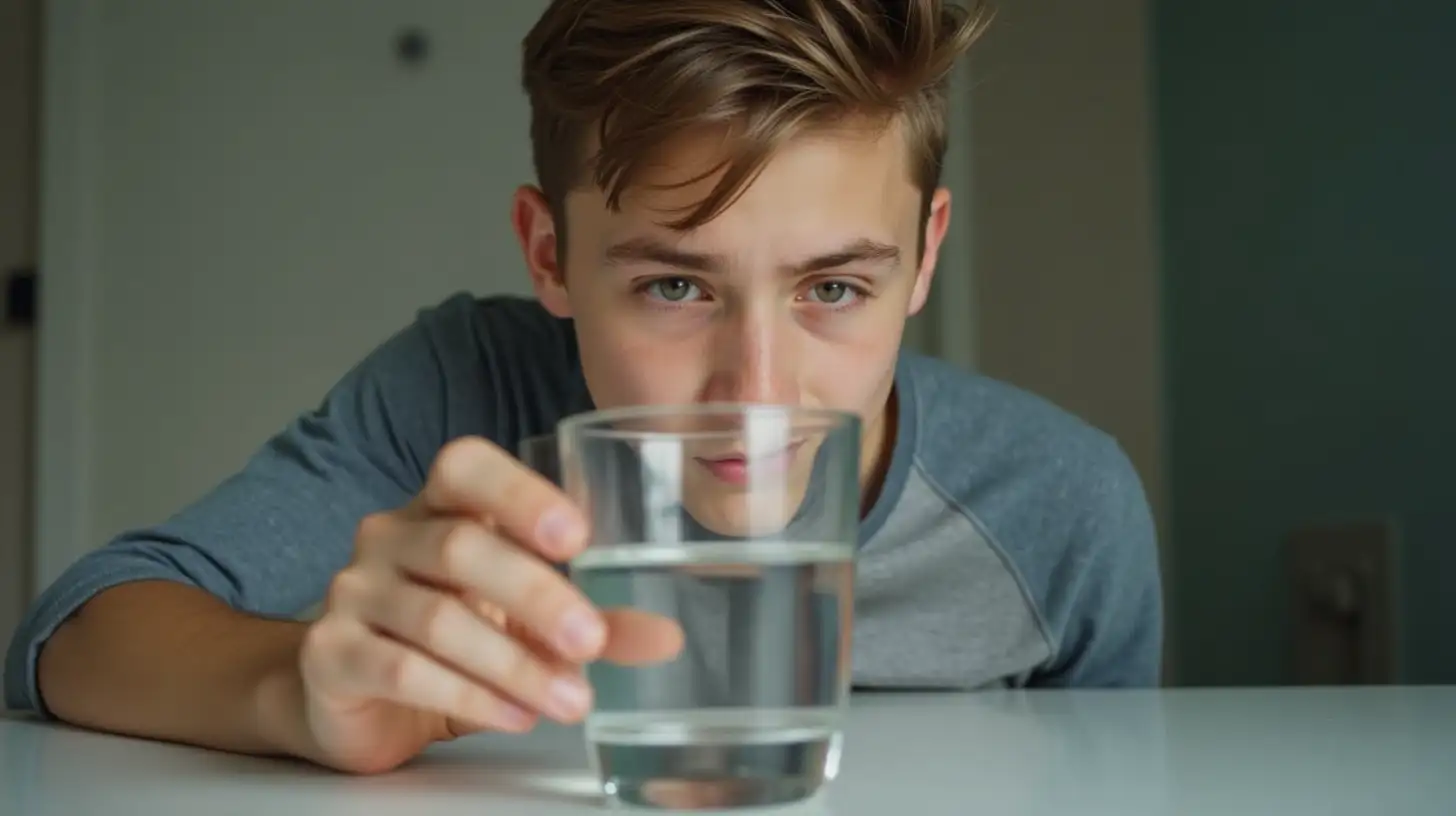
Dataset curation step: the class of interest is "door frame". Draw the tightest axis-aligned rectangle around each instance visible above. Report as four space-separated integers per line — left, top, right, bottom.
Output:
930 58 979 373
33 0 102 590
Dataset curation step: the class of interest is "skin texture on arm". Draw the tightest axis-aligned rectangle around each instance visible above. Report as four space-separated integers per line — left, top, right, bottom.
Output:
37 580 319 760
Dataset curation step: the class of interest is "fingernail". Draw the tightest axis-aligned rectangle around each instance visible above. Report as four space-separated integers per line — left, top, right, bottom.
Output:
558 606 606 657
496 701 535 732
548 675 591 721
536 507 584 555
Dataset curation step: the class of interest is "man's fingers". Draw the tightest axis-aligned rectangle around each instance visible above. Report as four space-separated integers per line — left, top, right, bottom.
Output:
303 616 536 733
600 608 686 666
390 520 608 664
418 436 587 560
352 575 595 724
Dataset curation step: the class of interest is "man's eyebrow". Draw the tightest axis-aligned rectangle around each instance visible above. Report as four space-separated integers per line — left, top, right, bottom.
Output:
603 237 722 272
602 237 901 274
797 239 901 273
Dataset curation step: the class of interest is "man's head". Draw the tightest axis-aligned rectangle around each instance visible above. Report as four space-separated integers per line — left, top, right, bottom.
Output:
512 0 990 488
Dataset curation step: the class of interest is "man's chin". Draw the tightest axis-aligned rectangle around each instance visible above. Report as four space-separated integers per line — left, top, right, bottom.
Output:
681 494 803 539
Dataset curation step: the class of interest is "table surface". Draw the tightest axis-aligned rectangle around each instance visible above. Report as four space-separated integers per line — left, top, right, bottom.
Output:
3 686 1453 815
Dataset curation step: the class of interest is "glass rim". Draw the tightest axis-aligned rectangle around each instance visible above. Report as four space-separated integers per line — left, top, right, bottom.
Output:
555 401 859 441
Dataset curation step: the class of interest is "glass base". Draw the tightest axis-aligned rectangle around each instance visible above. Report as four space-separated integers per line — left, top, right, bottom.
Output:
602 773 825 810
590 730 837 810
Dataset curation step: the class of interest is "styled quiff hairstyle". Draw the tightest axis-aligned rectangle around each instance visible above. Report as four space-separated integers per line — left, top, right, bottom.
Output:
521 0 993 234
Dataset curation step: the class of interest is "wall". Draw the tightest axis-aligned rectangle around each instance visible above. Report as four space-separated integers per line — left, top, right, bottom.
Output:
34 1 559 587
0 0 39 672
1156 1 1456 684
964 1 1170 675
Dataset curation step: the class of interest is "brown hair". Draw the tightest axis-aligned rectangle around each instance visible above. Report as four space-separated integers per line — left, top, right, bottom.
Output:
521 0 993 234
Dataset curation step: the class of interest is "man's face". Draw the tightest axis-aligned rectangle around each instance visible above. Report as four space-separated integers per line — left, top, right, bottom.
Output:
514 119 951 533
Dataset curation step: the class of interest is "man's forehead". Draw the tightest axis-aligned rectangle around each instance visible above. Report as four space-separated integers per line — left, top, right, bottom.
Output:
568 120 923 239
643 118 910 192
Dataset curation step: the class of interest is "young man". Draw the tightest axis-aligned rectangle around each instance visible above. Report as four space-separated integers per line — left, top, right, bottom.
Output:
4 0 1161 775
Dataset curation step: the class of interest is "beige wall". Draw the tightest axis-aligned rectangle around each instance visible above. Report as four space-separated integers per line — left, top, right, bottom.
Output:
965 1 1170 675
0 0 40 666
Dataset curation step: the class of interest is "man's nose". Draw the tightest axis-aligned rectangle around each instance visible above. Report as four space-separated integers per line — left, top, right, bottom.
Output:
704 308 799 405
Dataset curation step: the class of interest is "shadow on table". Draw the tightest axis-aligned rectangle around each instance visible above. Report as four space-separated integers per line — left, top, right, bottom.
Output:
7 715 603 810
337 738 602 807
239 727 600 807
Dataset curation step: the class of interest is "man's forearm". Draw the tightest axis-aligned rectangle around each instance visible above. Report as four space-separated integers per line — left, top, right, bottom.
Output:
37 580 314 759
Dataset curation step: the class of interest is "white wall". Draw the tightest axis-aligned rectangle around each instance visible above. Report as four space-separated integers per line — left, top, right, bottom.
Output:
35 0 553 587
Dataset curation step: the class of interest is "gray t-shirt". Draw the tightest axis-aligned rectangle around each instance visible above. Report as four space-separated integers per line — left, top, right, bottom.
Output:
4 294 1163 712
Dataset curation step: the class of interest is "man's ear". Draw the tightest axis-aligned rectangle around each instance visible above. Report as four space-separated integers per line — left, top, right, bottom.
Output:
511 185 571 318
908 187 952 317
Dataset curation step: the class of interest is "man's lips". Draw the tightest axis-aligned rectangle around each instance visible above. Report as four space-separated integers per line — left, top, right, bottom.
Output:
694 440 805 485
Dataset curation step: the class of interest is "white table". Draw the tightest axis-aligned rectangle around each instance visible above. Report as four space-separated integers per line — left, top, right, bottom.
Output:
3 687 1452 815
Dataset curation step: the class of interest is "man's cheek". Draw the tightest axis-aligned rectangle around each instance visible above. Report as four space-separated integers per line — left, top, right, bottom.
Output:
607 352 702 406
808 360 881 406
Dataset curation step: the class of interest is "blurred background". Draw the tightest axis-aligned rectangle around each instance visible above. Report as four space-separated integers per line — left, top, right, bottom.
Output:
0 0 1452 694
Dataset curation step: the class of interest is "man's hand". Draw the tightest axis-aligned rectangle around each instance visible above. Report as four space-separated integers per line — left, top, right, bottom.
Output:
294 436 684 773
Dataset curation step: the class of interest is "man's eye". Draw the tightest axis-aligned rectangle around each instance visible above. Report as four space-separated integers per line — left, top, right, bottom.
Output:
645 278 700 302
806 281 857 305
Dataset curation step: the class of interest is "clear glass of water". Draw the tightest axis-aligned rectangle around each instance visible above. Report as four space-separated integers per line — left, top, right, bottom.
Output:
520 403 860 810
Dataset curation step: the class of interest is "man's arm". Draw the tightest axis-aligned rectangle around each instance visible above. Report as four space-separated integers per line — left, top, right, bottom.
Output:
35 581 317 757
3 307 449 752
1032 439 1165 688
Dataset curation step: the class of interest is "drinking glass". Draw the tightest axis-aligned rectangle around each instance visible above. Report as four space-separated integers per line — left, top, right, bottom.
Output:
519 403 861 810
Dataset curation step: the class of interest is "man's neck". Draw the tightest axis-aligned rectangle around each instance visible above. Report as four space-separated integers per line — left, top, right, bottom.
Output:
858 385 898 518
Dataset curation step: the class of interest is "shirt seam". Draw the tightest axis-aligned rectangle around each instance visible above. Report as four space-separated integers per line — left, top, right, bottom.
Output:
908 455 1061 666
